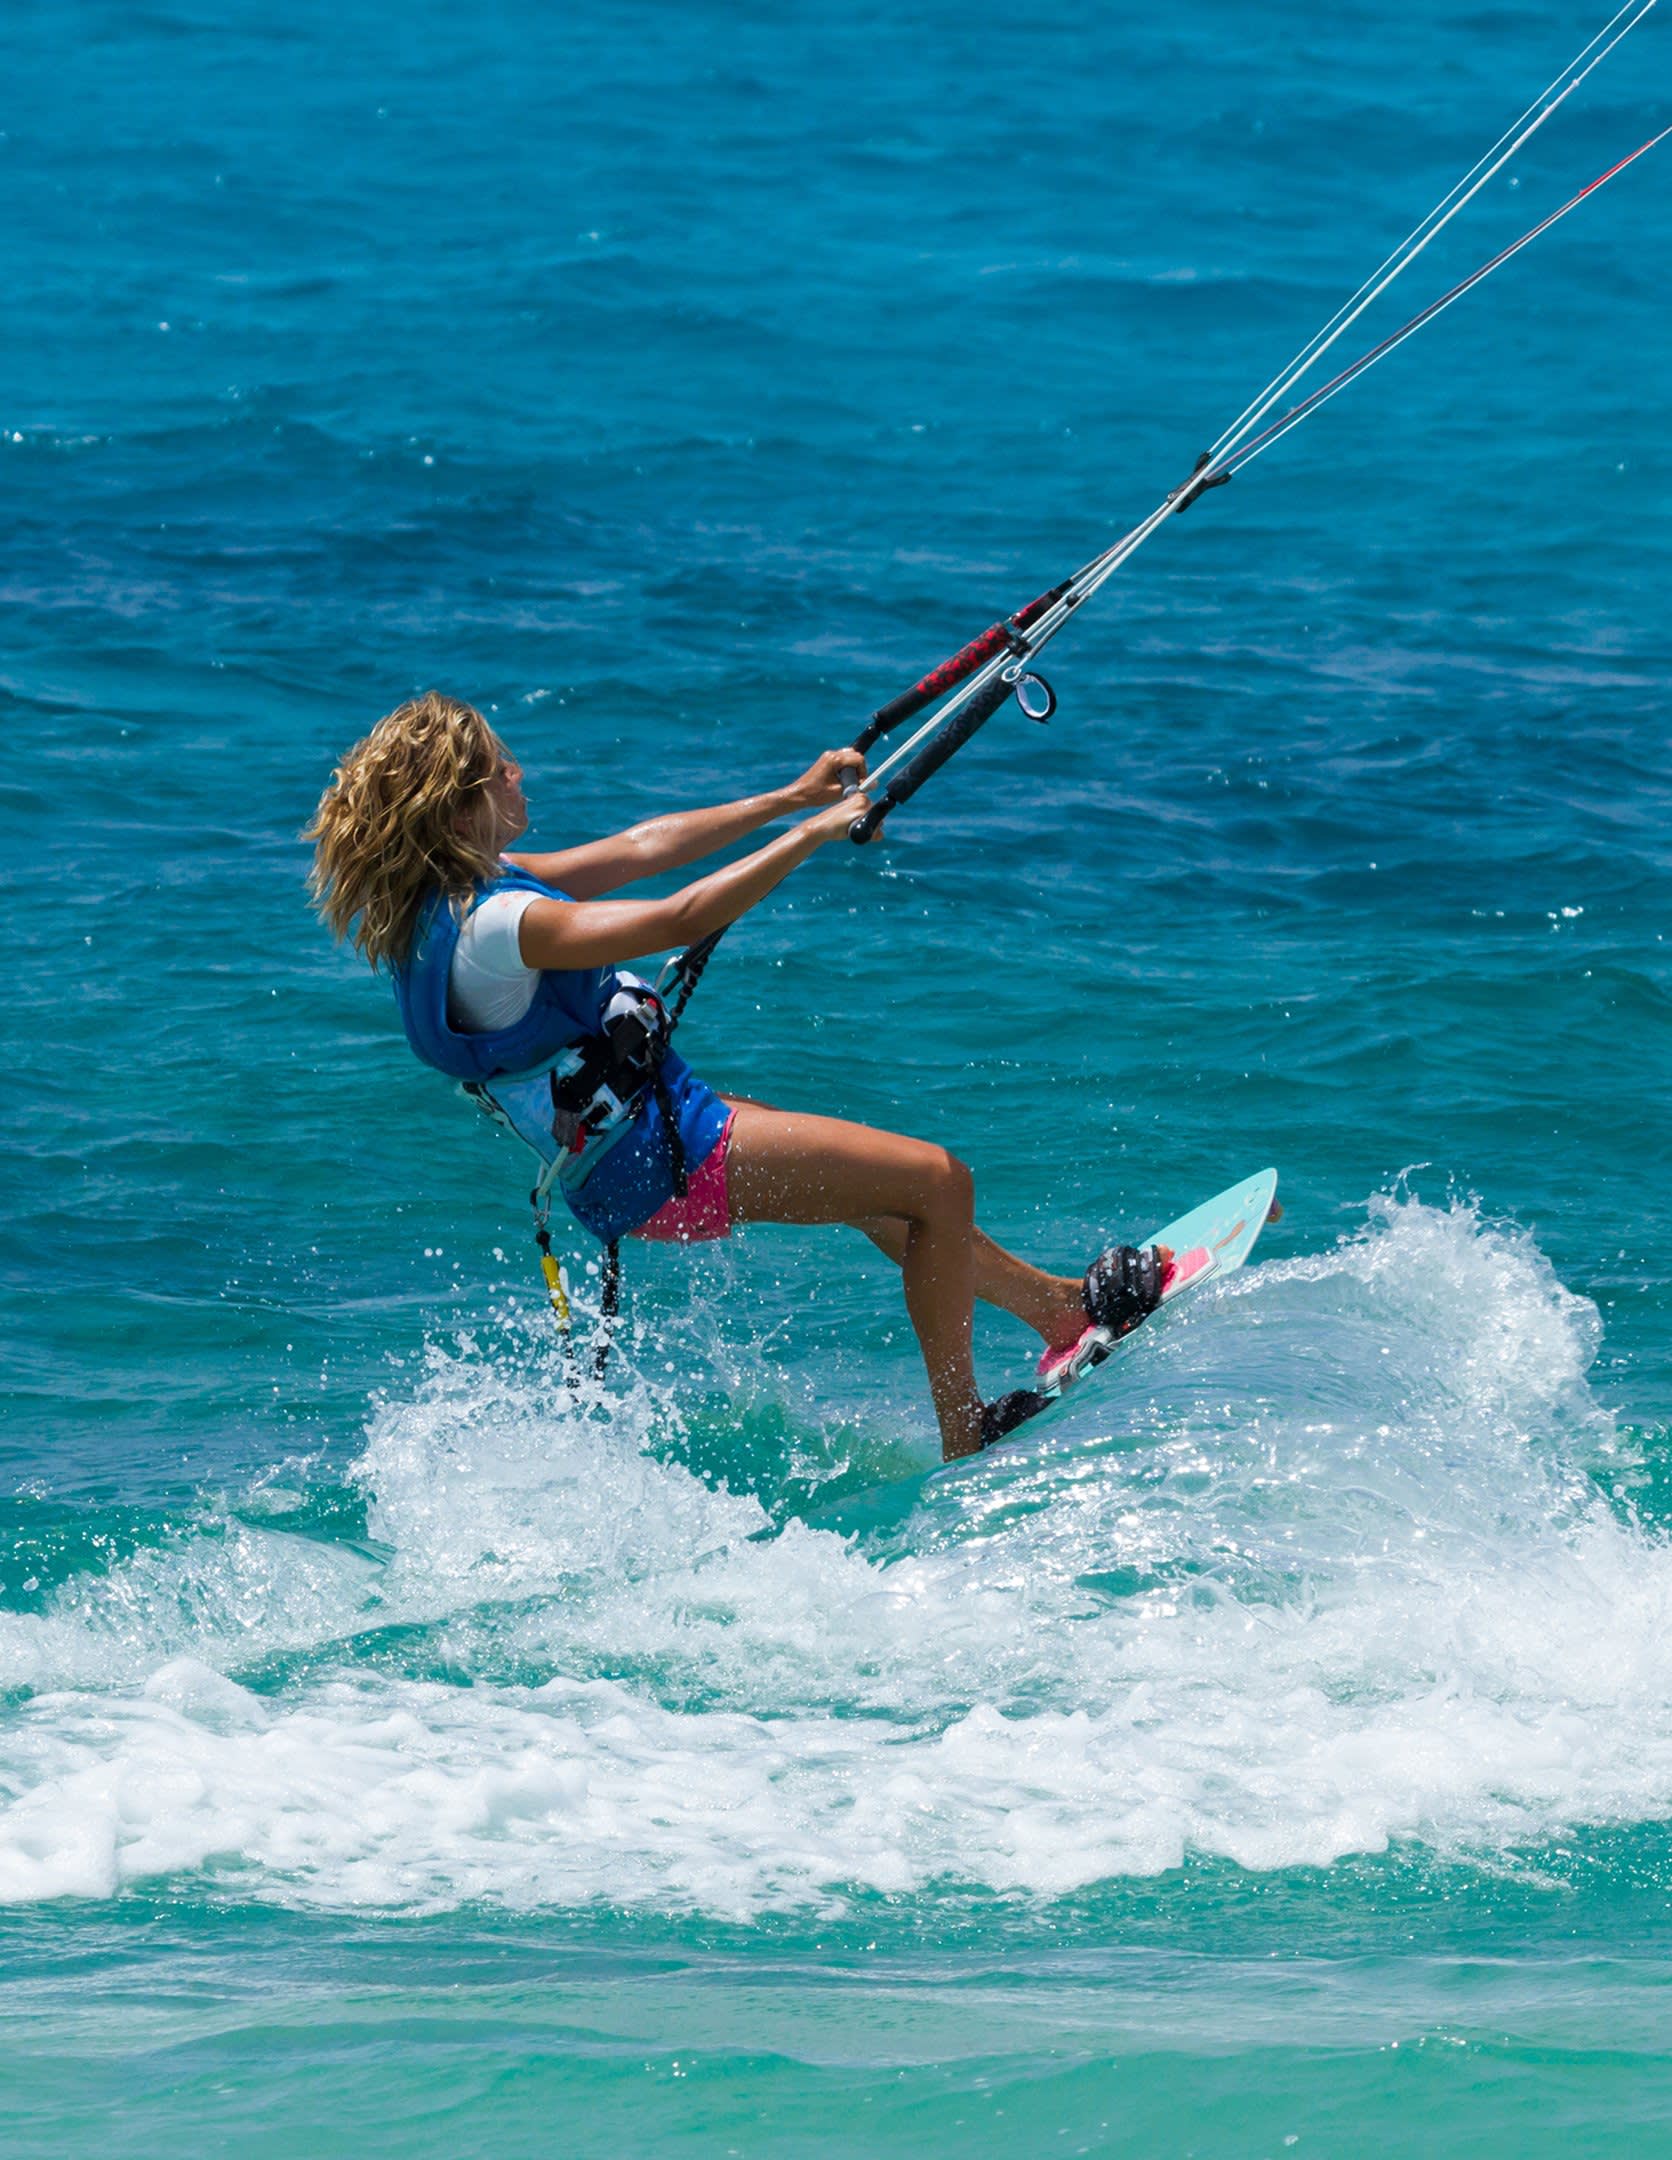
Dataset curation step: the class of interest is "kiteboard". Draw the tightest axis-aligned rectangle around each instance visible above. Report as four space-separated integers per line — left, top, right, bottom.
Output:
969 1164 1280 1460
807 1167 1278 1543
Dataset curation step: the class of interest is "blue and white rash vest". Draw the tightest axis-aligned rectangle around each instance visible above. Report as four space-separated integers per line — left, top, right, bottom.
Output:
393 866 729 1244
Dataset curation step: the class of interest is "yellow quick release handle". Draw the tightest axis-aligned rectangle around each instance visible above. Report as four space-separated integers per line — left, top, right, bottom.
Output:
539 1248 572 1329
532 1200 573 1334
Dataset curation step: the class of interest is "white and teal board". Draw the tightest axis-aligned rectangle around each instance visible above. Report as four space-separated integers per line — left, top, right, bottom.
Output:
959 1163 1279 1461
810 1168 1278 1540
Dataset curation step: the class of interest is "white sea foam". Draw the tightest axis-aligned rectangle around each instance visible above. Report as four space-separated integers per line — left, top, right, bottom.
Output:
1 1195 1669 1913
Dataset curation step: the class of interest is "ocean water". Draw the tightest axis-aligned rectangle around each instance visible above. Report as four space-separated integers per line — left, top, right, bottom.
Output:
4 0 1670 2151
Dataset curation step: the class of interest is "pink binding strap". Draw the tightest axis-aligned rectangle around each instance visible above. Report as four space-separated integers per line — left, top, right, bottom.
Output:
1035 1245 1211 1387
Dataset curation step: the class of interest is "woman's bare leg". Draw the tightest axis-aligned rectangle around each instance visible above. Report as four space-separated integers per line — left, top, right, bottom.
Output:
722 1100 992 1460
721 1093 1084 1347
852 1216 1085 1345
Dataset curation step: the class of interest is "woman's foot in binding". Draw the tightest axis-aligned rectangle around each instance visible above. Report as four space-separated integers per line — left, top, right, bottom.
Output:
965 1239 1219 1458
941 1388 1050 1461
976 1243 1196 1453
1035 1240 1177 1389
974 1388 1051 1452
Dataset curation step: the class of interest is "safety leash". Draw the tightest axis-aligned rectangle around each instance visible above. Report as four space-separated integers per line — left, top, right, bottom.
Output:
530 1174 579 1384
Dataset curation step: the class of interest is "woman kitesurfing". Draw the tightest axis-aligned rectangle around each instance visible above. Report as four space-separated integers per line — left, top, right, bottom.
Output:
308 0 1662 1463
306 693 1173 1461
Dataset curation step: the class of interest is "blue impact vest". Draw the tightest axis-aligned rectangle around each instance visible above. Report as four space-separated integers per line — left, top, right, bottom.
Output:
393 864 605 1083
392 866 729 1244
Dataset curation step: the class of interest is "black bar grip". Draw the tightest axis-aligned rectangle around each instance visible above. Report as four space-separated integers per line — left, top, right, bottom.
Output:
849 672 1016 842
850 581 1070 756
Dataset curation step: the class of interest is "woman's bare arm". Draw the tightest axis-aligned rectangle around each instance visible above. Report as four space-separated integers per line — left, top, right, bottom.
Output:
507 749 864 899
516 794 868 973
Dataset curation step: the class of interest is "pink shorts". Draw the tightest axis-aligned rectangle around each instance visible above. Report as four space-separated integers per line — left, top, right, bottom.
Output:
630 1111 736 1244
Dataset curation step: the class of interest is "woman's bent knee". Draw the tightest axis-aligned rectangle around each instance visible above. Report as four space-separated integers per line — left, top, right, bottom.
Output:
922 1147 974 1221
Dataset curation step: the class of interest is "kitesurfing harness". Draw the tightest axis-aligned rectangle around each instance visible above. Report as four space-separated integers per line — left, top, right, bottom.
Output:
395 869 693 1379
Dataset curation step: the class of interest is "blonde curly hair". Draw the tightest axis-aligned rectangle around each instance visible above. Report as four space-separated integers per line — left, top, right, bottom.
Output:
306 692 507 969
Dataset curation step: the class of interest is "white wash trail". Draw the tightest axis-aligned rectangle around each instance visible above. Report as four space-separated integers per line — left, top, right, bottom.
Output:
0 1197 1670 1911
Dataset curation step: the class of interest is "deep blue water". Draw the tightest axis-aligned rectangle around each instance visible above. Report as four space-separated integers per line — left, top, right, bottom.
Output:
3 0 1671 2151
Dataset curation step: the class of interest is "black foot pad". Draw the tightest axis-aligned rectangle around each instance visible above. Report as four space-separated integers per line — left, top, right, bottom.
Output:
979 1388 1050 1449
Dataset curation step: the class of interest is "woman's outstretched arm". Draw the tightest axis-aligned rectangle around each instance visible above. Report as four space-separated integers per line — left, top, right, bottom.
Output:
507 749 863 898
515 792 868 973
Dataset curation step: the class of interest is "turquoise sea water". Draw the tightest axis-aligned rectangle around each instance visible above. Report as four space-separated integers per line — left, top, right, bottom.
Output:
4 0 1670 2151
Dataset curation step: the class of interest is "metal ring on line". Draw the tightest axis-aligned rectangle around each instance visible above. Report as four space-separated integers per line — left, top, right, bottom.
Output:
1013 672 1056 722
